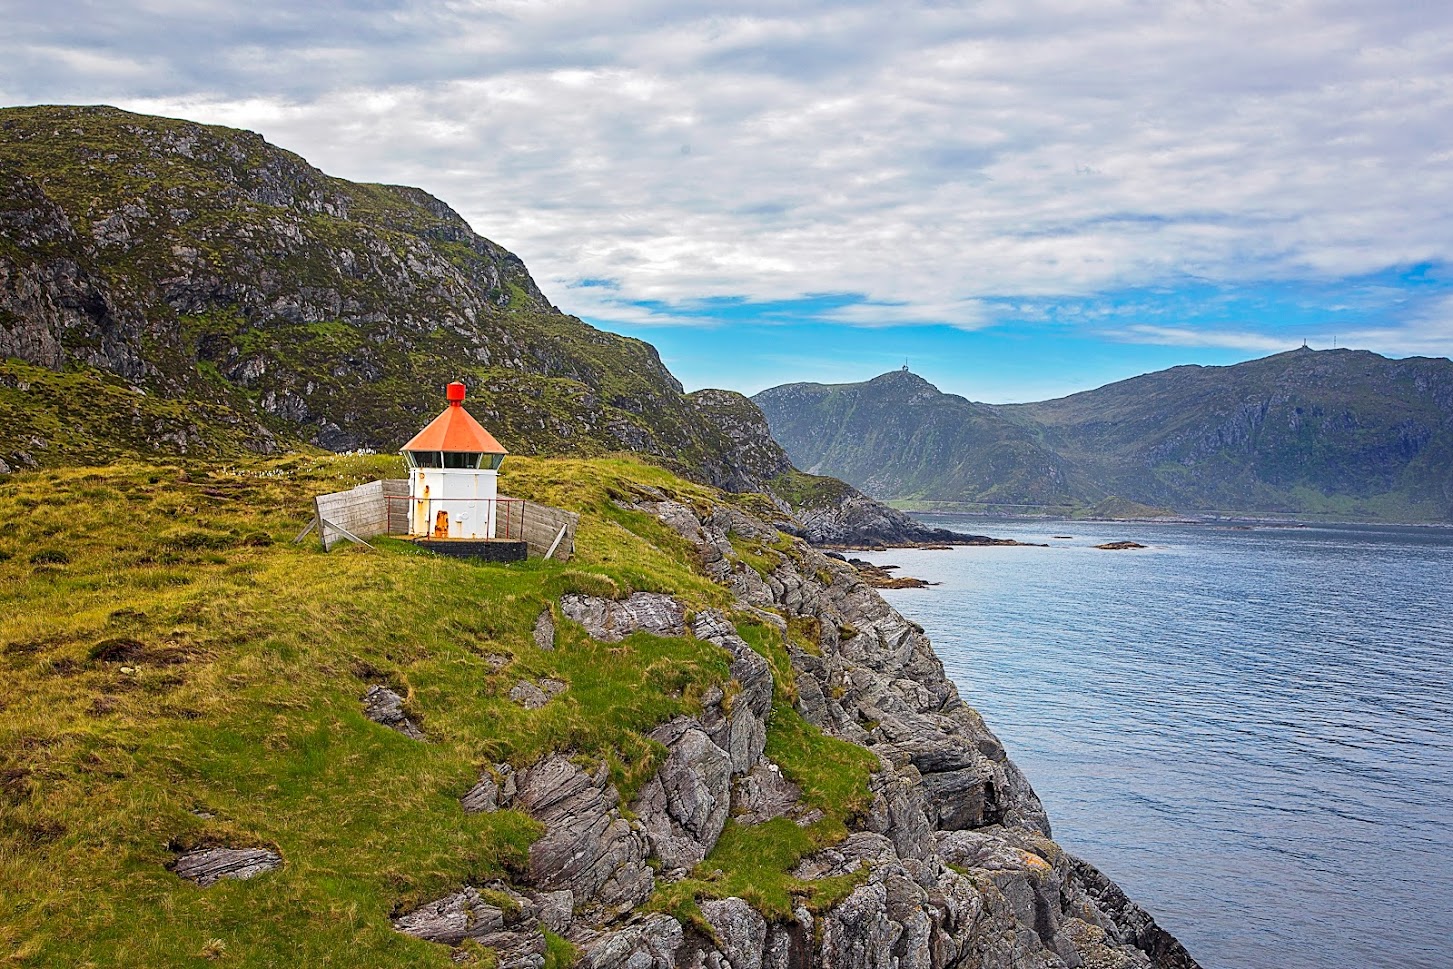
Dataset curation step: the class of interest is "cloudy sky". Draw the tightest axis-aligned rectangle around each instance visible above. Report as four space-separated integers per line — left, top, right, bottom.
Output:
5 0 1453 400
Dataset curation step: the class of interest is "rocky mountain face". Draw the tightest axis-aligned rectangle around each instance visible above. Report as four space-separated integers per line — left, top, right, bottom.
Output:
0 104 707 463
754 371 1074 509
400 490 1200 969
755 351 1453 521
0 104 937 542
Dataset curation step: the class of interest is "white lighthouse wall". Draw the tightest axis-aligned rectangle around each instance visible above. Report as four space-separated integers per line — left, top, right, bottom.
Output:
409 468 500 538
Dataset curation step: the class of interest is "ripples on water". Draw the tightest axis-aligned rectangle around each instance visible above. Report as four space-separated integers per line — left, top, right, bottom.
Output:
862 520 1453 969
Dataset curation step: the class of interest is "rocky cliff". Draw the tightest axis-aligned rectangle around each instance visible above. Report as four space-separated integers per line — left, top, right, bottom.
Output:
755 351 1453 521
0 454 1200 966
395 486 1201 969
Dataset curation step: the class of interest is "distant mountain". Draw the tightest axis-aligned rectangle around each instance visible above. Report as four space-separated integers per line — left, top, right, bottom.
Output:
751 370 1077 506
754 349 1453 521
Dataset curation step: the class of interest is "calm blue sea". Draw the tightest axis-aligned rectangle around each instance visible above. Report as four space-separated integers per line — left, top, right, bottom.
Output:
860 518 1453 969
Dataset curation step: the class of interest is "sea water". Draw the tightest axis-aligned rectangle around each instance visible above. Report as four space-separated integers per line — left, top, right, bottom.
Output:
859 519 1453 969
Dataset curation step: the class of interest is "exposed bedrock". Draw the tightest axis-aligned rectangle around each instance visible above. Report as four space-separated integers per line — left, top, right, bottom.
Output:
400 498 1199 969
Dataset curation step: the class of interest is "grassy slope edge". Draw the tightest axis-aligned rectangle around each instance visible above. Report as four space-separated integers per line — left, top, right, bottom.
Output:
0 454 874 967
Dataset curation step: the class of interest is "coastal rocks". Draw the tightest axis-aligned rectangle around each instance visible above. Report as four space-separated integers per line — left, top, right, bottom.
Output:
693 898 769 969
512 755 654 914
851 560 937 589
393 884 546 968
361 684 424 740
1096 541 1148 550
819 864 986 969
731 762 806 826
1065 856 1200 969
617 492 1201 969
629 500 778 608
631 611 776 868
574 913 685 969
171 846 282 886
633 722 733 870
398 491 1197 969
560 592 685 642
934 826 1198 969
691 611 773 772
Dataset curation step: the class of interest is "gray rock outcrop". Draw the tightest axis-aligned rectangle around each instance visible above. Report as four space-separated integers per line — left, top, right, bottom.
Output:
513 756 655 916
393 884 547 969
361 685 425 740
172 847 282 887
634 723 733 870
560 592 686 642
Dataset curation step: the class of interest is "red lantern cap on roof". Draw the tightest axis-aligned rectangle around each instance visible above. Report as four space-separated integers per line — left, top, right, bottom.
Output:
401 382 508 454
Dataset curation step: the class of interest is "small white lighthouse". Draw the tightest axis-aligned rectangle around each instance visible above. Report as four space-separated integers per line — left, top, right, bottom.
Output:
400 381 509 540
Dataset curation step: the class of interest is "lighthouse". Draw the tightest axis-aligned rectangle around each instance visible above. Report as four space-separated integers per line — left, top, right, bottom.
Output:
400 382 508 540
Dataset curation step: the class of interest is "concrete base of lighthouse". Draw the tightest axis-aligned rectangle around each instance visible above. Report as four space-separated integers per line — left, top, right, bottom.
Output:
412 538 527 562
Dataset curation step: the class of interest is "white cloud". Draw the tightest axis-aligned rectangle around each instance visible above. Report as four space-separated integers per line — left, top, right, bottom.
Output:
5 0 1453 349
1102 325 1305 354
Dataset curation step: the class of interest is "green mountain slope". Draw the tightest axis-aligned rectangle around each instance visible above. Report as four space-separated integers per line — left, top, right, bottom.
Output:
751 370 1076 506
0 105 747 487
755 349 1453 521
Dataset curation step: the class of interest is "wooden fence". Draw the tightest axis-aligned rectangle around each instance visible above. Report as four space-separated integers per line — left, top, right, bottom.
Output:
508 494 578 560
300 479 576 560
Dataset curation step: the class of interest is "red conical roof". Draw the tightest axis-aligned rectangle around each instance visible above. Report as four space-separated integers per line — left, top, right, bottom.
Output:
402 385 508 454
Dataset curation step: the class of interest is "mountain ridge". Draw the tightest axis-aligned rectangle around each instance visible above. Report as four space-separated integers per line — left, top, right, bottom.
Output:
755 349 1453 521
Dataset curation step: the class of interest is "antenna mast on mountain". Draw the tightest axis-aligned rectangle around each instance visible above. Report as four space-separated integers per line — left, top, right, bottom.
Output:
902 358 909 372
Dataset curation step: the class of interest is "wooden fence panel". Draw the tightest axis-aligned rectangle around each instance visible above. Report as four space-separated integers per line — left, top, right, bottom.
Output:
503 495 579 561
312 480 577 560
314 480 388 551
383 479 410 535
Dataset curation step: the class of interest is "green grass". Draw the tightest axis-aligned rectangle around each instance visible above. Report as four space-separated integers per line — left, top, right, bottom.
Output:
0 453 878 965
766 470 854 511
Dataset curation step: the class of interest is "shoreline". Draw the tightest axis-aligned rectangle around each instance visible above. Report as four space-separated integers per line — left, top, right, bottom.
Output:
900 509 1453 531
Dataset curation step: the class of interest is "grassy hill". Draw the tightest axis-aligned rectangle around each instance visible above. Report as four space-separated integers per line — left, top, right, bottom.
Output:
1 104 936 543
0 455 875 966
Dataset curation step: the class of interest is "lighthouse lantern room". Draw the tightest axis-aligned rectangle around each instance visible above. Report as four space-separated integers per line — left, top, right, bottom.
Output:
400 382 509 540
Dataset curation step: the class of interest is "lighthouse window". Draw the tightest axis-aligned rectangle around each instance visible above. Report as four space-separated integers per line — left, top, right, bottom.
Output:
406 450 442 468
444 451 483 469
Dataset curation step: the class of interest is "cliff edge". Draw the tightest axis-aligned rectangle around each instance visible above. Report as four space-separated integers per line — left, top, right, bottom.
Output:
391 478 1200 968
